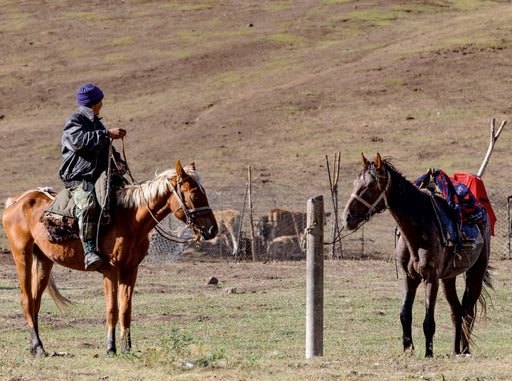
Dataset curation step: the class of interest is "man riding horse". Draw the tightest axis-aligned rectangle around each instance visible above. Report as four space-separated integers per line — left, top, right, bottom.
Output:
59 84 127 270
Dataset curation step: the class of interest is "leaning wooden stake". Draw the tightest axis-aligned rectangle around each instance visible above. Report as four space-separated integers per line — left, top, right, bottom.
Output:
306 195 324 359
248 165 257 261
477 119 506 177
326 153 342 259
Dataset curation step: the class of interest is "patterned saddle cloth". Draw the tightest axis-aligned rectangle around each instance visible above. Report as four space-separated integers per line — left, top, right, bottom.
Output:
413 168 487 247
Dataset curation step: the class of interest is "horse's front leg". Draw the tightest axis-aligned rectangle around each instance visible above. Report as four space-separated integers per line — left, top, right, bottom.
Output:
119 267 139 352
441 277 462 355
423 276 439 357
400 275 420 353
103 271 119 355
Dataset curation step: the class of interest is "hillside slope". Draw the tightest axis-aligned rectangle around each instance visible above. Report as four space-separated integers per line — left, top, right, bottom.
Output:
1 0 512 237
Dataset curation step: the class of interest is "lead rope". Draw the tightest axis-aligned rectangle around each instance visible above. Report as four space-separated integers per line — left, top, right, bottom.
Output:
111 137 137 184
96 140 114 250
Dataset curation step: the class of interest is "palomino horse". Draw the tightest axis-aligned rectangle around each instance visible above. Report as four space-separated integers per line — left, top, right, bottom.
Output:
342 153 492 357
2 161 217 357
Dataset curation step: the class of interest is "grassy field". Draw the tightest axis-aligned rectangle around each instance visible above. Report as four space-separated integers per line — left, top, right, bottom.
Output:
1 258 512 380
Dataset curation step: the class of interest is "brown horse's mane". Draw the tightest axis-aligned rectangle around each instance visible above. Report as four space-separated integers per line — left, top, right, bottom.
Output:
381 158 439 224
116 166 202 208
380 157 419 194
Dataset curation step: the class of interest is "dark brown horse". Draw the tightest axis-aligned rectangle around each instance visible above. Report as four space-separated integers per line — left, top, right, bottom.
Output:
342 153 492 357
2 161 218 357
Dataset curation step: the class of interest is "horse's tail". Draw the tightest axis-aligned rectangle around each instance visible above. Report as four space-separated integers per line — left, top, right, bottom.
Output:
47 273 74 310
479 267 494 318
462 266 493 348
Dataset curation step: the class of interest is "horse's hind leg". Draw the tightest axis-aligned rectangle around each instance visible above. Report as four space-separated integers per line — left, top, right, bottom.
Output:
400 275 420 353
29 247 54 356
119 267 139 352
441 277 463 355
9 239 46 357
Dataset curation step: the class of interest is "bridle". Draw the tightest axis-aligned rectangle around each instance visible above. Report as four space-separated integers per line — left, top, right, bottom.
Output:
167 175 212 227
348 169 391 220
146 175 212 243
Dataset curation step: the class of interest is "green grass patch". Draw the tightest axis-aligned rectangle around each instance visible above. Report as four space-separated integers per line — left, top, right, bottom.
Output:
347 9 403 27
0 22 26 31
450 0 495 11
385 79 407 86
104 53 129 63
262 2 293 11
62 11 110 21
322 0 354 3
161 3 212 11
111 36 137 46
58 45 92 57
5 9 33 20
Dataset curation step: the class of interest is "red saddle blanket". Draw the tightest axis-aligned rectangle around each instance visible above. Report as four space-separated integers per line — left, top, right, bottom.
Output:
451 173 496 236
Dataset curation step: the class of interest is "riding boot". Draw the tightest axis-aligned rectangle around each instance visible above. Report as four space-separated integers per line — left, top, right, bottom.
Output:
84 241 104 271
70 182 104 271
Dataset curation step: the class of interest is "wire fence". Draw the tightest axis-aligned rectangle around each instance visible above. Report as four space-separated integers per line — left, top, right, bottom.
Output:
146 172 512 263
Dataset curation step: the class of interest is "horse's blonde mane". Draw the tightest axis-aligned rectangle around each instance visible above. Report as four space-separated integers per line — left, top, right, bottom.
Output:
116 166 202 208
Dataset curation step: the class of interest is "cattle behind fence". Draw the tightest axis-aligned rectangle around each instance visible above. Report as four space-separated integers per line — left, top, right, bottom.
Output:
146 180 512 262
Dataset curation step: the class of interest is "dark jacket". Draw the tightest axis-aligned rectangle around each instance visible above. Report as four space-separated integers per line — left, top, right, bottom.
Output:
58 106 123 187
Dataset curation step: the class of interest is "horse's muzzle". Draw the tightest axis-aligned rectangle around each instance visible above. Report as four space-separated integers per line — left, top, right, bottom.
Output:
201 223 218 240
342 211 361 231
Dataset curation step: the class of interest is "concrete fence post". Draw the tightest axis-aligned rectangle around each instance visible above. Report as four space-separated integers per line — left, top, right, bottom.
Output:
305 195 324 358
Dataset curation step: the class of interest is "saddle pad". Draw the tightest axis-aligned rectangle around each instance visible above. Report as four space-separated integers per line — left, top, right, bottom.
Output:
44 188 76 218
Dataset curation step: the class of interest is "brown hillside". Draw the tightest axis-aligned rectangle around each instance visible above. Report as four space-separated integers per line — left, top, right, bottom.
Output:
2 0 512 249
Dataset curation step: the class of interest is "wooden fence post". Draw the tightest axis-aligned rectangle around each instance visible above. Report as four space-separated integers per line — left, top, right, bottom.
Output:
305 195 324 359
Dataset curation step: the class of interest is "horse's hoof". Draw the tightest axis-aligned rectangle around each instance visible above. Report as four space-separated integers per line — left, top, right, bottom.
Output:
32 346 48 358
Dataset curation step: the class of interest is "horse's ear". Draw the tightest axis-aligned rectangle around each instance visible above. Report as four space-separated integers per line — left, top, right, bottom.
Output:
375 153 382 169
361 153 370 168
188 161 196 171
176 160 185 178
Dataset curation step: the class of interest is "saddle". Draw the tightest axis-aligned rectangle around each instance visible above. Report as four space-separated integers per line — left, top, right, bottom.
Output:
414 169 487 250
40 172 127 242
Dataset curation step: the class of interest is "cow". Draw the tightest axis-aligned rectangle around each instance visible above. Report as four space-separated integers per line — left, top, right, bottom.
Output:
258 208 307 246
210 209 241 256
267 235 305 261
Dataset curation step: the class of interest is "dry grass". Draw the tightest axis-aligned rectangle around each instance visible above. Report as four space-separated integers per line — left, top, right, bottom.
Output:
0 258 512 380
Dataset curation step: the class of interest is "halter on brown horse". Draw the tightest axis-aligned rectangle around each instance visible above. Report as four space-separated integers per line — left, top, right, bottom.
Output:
342 153 492 357
2 160 218 357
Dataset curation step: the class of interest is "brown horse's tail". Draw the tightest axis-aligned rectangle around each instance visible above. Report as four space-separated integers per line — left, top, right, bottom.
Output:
479 267 494 318
462 267 494 348
47 273 74 310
